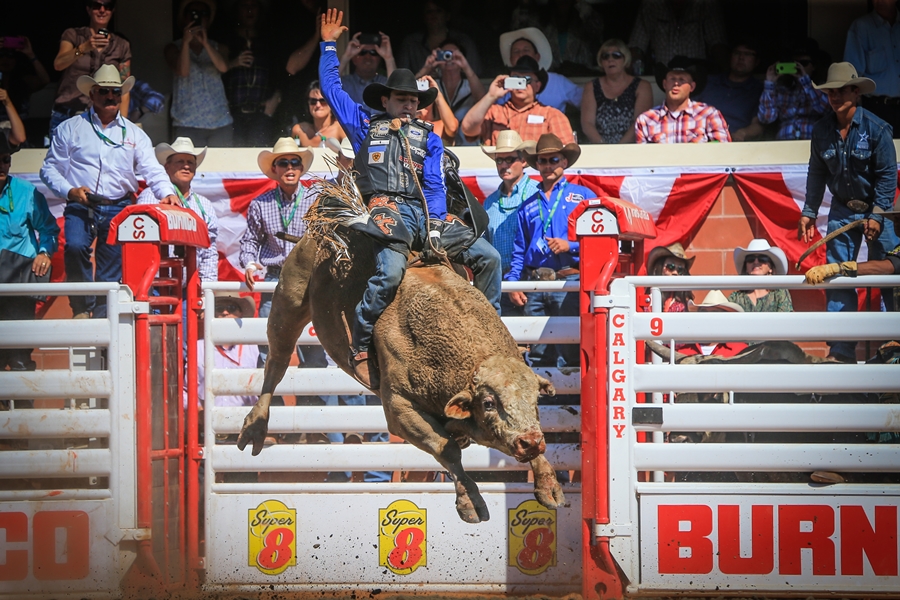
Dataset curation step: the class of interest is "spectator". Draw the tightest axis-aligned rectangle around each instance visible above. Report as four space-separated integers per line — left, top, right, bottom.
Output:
844 0 900 136
510 0 603 75
635 56 731 143
40 65 177 319
728 239 793 313
758 53 829 141
0 134 59 380
281 0 325 130
136 137 218 283
580 39 653 144
679 290 748 358
291 80 347 147
498 27 582 113
0 37 51 132
221 0 281 146
415 40 485 141
798 62 899 363
414 75 458 144
50 0 131 140
628 0 727 70
696 40 765 141
126 79 166 123
461 56 574 145
0 88 26 147
337 31 396 109
506 133 595 368
647 243 694 312
397 0 482 77
164 0 234 147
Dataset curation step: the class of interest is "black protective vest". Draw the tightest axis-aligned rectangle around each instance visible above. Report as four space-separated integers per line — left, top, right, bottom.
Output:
354 115 433 200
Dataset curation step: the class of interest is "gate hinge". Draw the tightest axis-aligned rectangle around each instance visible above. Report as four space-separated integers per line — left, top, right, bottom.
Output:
595 523 632 538
192 557 206 569
130 302 150 314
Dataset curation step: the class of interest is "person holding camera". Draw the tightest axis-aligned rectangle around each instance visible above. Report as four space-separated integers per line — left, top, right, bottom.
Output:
460 56 574 146
758 48 829 141
337 31 396 110
40 65 177 320
50 0 131 140
414 41 485 142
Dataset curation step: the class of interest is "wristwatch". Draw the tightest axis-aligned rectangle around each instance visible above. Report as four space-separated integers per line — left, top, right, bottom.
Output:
74 46 84 57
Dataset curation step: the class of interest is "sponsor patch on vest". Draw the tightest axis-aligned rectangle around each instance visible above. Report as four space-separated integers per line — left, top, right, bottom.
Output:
369 148 386 164
408 127 424 141
376 123 390 136
565 193 584 203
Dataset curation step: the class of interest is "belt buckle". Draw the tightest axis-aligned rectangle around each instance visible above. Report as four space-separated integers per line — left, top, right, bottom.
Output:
846 199 870 213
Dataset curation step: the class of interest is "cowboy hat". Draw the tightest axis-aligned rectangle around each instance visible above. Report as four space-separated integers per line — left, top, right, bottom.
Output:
0 134 17 155
509 56 549 92
654 55 707 96
214 292 255 316
647 243 696 274
155 137 207 167
499 27 552 71
813 61 876 95
480 130 536 157
362 69 437 111
76 63 136 97
178 0 216 24
257 137 313 180
325 136 355 159
688 289 744 312
523 133 580 169
734 239 789 275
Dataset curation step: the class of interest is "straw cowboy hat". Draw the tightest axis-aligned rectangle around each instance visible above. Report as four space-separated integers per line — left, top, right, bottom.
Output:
362 69 437 111
523 133 580 169
155 137 207 167
688 289 744 312
76 64 135 97
325 136 355 159
499 27 552 71
654 55 707 96
647 242 696 273
480 130 536 158
734 239 789 275
214 292 255 316
813 62 876 95
257 137 313 180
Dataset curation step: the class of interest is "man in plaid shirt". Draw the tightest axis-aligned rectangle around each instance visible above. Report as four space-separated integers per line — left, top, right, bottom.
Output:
758 56 829 140
635 56 731 144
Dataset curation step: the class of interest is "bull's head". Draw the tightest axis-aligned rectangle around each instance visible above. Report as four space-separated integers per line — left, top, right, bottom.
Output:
443 355 555 462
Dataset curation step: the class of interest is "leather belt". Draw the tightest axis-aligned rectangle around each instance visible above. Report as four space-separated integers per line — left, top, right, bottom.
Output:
526 266 579 281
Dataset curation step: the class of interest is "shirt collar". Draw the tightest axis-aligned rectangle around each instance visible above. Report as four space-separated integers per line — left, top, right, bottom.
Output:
89 107 125 129
873 8 899 27
506 175 534 197
542 175 569 196
664 99 698 117
507 99 539 113
277 185 301 203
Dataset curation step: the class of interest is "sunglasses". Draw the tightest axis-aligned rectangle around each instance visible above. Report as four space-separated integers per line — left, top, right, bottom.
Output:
601 51 625 60
358 49 379 57
308 97 328 106
274 157 303 169
745 254 773 265
663 262 687 274
95 87 123 97
495 156 520 166
89 1 116 10
0 155 11 165
536 156 562 166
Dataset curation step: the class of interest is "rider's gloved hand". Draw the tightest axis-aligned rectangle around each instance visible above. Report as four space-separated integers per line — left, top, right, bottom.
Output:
428 218 445 255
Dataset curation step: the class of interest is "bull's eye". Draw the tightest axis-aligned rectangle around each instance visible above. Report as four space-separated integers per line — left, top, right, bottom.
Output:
483 397 496 412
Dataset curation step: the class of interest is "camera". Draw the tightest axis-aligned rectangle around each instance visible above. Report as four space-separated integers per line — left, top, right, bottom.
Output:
504 76 528 90
358 33 381 46
2 36 27 50
435 50 453 62
416 79 429 92
189 10 202 26
97 28 109 38
775 62 797 75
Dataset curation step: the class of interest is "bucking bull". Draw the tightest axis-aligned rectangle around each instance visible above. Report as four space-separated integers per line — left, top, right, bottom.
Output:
236 176 565 523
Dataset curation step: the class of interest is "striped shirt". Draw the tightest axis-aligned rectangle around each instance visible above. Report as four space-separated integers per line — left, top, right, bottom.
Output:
239 185 314 270
757 76 829 141
479 101 575 145
635 100 732 144
483 175 540 273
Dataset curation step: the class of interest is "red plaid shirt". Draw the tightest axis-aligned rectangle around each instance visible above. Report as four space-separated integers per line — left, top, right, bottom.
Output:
480 101 575 145
635 100 732 144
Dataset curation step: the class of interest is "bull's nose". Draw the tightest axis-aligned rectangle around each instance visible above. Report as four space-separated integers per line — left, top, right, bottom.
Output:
514 431 545 460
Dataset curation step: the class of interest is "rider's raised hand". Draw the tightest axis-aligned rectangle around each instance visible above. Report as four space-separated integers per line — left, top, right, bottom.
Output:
321 8 348 43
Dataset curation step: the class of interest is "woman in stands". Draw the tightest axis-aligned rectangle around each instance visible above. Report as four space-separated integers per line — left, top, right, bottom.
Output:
647 243 694 312
291 80 346 147
729 239 794 312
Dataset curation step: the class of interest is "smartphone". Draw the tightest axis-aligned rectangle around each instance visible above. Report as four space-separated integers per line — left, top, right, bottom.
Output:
189 10 202 27
97 28 110 38
3 36 26 50
775 62 797 75
504 76 528 90
358 33 381 46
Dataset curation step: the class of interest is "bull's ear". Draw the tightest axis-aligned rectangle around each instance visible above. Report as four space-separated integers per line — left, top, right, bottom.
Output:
445 391 473 420
537 375 555 396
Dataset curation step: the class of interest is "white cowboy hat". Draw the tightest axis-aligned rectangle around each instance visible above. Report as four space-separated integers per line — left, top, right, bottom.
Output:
214 292 255 316
155 137 207 167
257 137 313 180
813 62 876 95
480 130 536 157
76 64 136 97
499 27 552 71
734 238 789 275
325 136 355 159
688 289 744 312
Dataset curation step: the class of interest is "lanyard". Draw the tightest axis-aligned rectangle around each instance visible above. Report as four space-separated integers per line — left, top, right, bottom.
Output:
91 119 126 148
216 345 243 366
176 188 207 220
498 180 530 211
275 186 301 231
538 181 566 236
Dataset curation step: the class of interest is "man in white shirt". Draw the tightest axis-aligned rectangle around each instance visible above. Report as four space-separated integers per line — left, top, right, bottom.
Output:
40 65 177 319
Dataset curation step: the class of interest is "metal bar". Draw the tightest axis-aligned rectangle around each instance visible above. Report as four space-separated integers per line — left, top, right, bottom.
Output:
211 482 582 495
632 403 900 432
0 489 113 502
0 409 111 438
624 274 899 290
0 448 111 477
0 319 111 347
633 443 900 472
0 282 119 295
632 364 899 393
0 371 112 399
211 443 581 472
634 481 900 496
201 281 581 293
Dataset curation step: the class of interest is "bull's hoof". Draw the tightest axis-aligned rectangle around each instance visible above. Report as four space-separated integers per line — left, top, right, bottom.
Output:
534 477 566 509
237 412 270 456
456 496 491 524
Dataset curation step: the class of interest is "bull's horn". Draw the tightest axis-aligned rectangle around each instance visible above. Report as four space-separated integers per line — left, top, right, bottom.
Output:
645 340 689 363
275 231 303 244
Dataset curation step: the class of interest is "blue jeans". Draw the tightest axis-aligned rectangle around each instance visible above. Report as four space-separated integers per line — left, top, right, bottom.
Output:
64 200 128 318
523 273 580 368
825 206 900 358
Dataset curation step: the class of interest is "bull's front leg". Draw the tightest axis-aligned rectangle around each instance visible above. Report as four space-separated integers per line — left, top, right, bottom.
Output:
530 454 565 509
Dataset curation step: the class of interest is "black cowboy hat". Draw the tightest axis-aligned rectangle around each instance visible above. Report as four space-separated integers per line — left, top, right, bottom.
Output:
509 55 549 92
654 55 707 96
0 134 17 155
362 69 438 111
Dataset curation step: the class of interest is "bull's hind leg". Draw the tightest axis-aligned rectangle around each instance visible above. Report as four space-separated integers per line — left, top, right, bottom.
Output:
382 394 490 523
530 454 565 509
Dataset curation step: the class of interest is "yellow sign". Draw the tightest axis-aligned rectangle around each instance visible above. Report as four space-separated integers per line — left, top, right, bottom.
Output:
508 499 557 575
248 499 297 576
378 499 427 575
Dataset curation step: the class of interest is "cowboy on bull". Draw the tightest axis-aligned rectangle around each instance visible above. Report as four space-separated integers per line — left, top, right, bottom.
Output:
317 9 501 388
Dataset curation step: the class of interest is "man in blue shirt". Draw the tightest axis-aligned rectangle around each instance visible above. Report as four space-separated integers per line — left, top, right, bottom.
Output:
497 28 582 113
319 9 501 388
799 62 900 362
696 40 764 141
506 133 595 368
